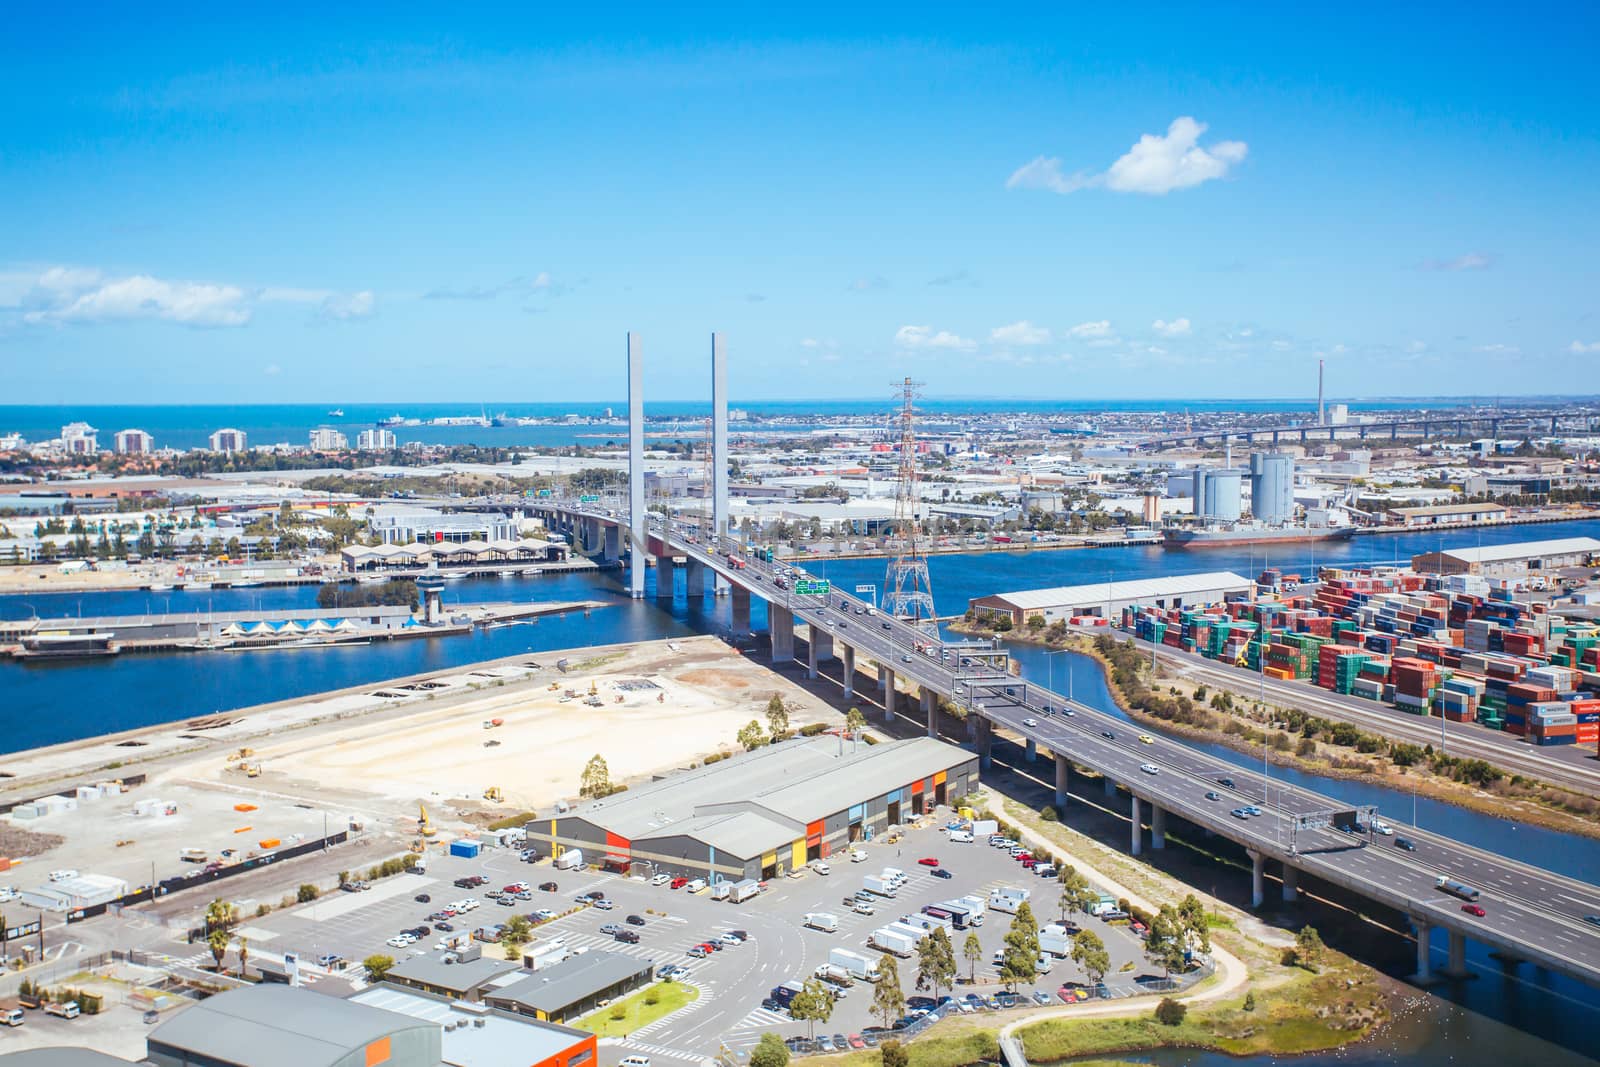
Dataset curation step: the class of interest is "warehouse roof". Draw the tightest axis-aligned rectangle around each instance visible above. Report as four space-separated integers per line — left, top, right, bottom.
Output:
572 736 971 844
387 952 521 994
351 985 590 1067
976 571 1252 612
148 985 430 1067
1390 503 1506 517
484 951 652 1015
1439 537 1600 564
0 1050 136 1067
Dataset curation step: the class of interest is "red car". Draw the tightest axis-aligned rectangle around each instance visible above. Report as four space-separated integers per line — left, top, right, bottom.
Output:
917 857 940 867
670 877 689 890
1461 903 1486 917
847 1035 866 1049
1020 857 1037 869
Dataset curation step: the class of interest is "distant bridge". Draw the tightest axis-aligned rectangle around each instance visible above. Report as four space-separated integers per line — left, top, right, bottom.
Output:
1138 408 1599 451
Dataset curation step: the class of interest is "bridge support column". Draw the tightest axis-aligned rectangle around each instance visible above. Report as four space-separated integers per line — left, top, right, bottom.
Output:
603 524 621 563
921 689 938 737
770 604 795 664
1281 864 1299 903
1446 930 1470 978
730 587 751 632
685 559 706 597
976 716 992 771
1249 850 1265 908
1103 774 1117 798
654 555 674 598
1053 755 1069 809
841 644 856 700
1411 918 1433 983
1150 805 1166 850
1024 738 1037 762
807 629 833 680
880 667 896 721
627 332 646 599
1129 795 1142 856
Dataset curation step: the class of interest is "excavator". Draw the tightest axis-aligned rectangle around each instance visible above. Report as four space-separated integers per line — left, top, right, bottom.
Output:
483 786 503 802
418 804 437 837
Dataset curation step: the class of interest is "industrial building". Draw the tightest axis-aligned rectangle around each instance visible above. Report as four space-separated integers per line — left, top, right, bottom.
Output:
483 950 654 1024
1386 503 1507 527
969 570 1253 627
384 953 522 1001
365 506 526 545
341 538 567 571
351 985 596 1067
1411 536 1600 578
1191 467 1243 522
1247 452 1294 524
527 736 979 882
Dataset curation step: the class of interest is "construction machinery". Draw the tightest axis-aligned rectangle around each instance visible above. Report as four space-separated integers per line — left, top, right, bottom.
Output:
483 786 503 802
245 762 262 778
418 804 437 837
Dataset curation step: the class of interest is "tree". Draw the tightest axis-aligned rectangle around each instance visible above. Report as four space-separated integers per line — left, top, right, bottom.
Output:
1145 905 1188 980
363 954 396 981
845 707 867 737
1295 925 1325 972
765 694 790 739
880 1041 909 1067
737 719 768 751
1000 902 1041 990
1154 997 1187 1026
237 936 250 978
871 951 906 1030
963 931 983 984
501 914 534 959
1177 894 1211 955
749 1033 789 1067
788 979 834 1039
579 754 612 798
1071 929 1110 990
207 926 231 972
205 897 237 935
917 927 957 1000
1058 865 1093 921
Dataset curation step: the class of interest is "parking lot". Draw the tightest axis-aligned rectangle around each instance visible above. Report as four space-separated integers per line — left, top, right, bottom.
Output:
234 805 1164 1064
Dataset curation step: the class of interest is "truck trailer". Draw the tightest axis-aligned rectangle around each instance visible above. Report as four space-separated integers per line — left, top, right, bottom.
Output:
868 927 916 957
829 947 881 982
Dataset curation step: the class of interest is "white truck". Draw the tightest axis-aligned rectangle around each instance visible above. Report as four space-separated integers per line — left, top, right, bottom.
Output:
1039 923 1073 958
885 920 931 945
710 883 732 901
178 847 208 864
804 912 839 933
554 848 584 871
813 963 854 989
863 875 897 898
829 947 881 982
868 927 916 957
729 879 762 904
988 886 1030 914
957 895 987 926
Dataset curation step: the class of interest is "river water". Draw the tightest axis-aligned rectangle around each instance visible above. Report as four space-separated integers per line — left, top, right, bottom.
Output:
2 521 1598 1061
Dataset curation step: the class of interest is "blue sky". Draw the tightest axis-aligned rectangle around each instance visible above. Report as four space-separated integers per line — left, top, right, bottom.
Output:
2 5 1596 404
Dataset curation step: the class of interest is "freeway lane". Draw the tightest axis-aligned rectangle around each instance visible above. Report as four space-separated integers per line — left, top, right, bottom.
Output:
544 504 1600 986
1128 635 1600 795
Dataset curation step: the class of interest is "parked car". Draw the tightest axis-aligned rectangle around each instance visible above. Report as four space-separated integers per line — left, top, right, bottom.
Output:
414 893 431 903
539 881 559 892
615 930 641 943
670 877 690 890
593 898 615 910
931 868 952 879
651 874 670 887
626 914 647 926
917 857 940 867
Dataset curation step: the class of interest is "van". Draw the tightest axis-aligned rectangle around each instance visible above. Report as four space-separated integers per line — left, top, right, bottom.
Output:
882 867 907 885
2 1009 22 1027
849 849 868 863
948 830 973 844
48 870 79 883
685 878 707 894
809 860 831 876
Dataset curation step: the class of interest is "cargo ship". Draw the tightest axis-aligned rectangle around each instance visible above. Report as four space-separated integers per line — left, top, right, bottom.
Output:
1162 523 1354 549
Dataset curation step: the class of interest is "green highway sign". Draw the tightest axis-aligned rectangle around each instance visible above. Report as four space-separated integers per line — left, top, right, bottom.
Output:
579 494 601 502
794 578 832 596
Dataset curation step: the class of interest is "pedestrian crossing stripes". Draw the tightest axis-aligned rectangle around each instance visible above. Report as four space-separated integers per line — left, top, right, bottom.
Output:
617 1039 701 1063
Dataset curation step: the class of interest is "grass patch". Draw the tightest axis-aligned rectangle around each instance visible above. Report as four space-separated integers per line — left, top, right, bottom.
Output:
1020 957 1385 1062
802 1032 999 1067
572 979 697 1037
486 811 537 831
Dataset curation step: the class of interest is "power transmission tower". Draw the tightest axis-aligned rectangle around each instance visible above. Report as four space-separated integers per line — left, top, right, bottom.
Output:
882 377 937 635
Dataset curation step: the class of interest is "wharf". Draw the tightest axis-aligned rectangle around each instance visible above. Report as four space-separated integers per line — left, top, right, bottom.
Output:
141 556 601 592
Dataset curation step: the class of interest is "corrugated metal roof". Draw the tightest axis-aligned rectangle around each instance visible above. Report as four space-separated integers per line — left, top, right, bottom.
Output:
978 570 1252 611
148 986 431 1067
485 950 652 1014
1439 537 1600 564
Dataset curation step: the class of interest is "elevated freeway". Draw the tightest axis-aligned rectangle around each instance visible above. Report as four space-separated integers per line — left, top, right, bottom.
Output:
1138 407 1598 451
531 498 1600 990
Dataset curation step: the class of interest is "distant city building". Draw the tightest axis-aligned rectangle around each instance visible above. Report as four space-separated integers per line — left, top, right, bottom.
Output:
209 427 248 453
1247 452 1294 524
1327 403 1349 425
309 427 349 451
1 432 26 451
357 427 397 451
113 428 154 454
60 421 98 454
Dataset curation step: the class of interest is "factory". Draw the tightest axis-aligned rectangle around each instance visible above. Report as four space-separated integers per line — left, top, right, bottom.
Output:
1410 536 1600 578
526 736 978 882
969 570 1254 627
1386 503 1507 527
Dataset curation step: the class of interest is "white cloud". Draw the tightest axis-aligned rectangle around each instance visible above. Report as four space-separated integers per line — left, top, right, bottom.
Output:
1475 343 1519 354
24 272 250 327
1008 116 1247 197
1406 340 1429 353
1067 319 1113 339
895 325 974 350
1422 252 1493 272
320 290 375 320
1151 317 1191 337
990 320 1050 346
1568 340 1600 354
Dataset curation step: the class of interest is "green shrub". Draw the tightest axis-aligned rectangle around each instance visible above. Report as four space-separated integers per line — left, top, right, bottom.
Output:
1154 997 1187 1026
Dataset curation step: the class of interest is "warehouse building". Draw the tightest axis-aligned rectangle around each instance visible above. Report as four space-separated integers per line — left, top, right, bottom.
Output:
1385 502 1507 527
483 950 654 1025
384 952 521 1001
1411 536 1600 578
527 736 978 882
351 985 596 1067
969 570 1253 628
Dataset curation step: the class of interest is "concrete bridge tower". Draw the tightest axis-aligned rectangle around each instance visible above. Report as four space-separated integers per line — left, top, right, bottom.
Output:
627 333 646 598
712 332 731 595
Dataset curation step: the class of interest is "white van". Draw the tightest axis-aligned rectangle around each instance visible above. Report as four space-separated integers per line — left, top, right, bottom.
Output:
849 849 869 863
948 830 974 844
809 860 831 876
882 868 907 886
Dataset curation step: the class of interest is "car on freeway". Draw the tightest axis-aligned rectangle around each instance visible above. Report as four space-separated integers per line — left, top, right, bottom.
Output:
1462 904 1487 917
901 654 912 663
1584 915 1600 929
626 914 647 926
1063 707 1076 716
1022 718 1039 727
917 857 940 867
1217 777 1236 788
931 868 952 879
1243 805 1263 816
1371 821 1395 836
1140 763 1159 775
1138 734 1155 744
1231 808 1250 820
1395 837 1417 852
1205 791 1222 801
1101 730 1116 739
538 881 558 892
